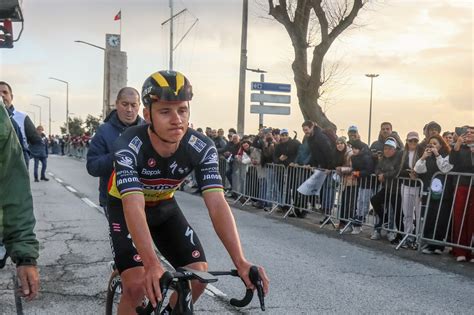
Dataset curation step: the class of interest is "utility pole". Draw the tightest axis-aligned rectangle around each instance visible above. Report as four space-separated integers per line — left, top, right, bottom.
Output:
30 104 42 125
365 73 379 145
49 77 69 135
37 94 51 136
237 0 248 136
169 0 174 70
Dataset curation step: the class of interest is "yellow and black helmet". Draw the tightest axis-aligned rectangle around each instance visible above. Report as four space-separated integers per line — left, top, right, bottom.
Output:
142 70 193 107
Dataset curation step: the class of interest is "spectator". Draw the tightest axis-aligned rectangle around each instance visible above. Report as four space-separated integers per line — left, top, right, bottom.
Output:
442 131 454 146
448 126 474 262
272 128 281 144
212 128 227 156
0 104 40 301
418 121 442 156
305 121 336 222
348 139 374 234
223 133 240 189
397 131 422 249
252 127 266 151
0 81 42 167
273 128 300 167
370 137 403 242
205 127 212 138
370 122 404 157
414 134 453 255
293 122 313 166
227 128 237 142
30 125 49 182
86 87 145 215
232 139 252 195
335 137 356 231
347 125 360 142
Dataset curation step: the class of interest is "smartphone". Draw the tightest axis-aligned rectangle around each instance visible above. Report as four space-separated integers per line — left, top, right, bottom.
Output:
455 127 468 136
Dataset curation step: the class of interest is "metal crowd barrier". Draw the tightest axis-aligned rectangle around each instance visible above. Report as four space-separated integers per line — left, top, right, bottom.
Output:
420 171 474 254
64 143 88 160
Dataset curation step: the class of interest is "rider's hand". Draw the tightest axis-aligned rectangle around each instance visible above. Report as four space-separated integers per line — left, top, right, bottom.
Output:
144 263 166 308
237 261 270 296
16 265 39 301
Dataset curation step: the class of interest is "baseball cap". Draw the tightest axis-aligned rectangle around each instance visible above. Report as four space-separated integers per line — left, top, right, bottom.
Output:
384 138 397 148
348 125 358 132
406 131 419 141
281 128 289 135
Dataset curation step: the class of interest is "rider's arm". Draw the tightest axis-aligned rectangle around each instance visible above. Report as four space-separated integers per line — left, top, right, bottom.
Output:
203 191 247 268
122 193 161 268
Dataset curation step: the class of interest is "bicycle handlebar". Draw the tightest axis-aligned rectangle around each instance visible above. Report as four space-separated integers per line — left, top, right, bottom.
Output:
136 265 265 314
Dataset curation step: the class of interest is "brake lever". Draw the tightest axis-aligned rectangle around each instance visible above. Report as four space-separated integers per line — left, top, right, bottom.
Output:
136 271 173 315
249 265 265 311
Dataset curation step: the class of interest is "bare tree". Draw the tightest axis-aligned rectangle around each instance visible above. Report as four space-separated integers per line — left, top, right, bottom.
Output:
268 0 366 131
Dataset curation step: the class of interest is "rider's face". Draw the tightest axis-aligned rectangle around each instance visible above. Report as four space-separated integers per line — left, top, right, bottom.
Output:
145 101 189 142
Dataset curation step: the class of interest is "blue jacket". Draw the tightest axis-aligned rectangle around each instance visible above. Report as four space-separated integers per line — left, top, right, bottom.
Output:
29 134 48 158
86 110 146 206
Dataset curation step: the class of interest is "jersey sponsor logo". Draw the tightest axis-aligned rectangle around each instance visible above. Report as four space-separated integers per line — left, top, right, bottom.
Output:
128 136 143 154
116 177 140 185
203 174 221 181
141 168 161 176
169 161 178 174
141 178 182 191
201 166 219 172
147 158 156 167
116 169 135 176
115 149 137 170
192 250 200 259
185 226 195 245
201 148 219 165
188 134 207 153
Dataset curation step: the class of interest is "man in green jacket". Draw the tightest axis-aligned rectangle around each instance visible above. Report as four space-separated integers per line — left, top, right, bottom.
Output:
0 101 39 301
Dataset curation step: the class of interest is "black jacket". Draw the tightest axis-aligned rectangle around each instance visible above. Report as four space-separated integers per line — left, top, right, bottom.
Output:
273 139 300 167
307 126 335 169
449 145 474 186
351 147 375 188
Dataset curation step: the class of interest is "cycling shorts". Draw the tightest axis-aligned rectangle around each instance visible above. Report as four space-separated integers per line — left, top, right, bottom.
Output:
107 196 207 273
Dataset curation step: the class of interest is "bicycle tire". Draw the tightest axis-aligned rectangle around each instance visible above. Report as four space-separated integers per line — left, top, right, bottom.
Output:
105 269 121 315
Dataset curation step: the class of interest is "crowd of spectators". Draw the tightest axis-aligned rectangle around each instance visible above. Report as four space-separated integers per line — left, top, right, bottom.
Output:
194 121 473 263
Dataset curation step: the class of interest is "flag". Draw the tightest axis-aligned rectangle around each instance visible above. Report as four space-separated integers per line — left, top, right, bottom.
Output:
114 10 121 21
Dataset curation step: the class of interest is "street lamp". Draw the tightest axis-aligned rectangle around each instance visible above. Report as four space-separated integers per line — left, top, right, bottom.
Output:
49 77 69 135
30 104 42 125
365 73 379 145
74 40 105 51
36 94 51 135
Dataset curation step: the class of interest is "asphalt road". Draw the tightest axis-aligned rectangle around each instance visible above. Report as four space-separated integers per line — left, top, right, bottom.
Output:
1 155 473 314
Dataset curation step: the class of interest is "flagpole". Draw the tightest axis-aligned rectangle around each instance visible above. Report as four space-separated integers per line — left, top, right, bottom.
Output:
119 8 122 38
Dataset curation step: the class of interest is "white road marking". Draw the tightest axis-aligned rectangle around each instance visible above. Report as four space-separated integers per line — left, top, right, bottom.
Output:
206 284 227 298
66 186 77 193
55 177 63 183
81 197 97 208
48 172 55 176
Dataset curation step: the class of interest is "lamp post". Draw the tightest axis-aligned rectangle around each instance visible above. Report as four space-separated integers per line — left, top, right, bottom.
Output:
74 40 105 51
365 74 379 145
49 77 69 135
30 104 42 125
36 94 51 135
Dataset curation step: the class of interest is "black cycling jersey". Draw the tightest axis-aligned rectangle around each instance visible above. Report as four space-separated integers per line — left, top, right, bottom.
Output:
108 125 223 206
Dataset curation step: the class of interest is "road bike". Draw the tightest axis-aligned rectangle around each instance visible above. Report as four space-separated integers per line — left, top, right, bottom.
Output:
105 262 265 315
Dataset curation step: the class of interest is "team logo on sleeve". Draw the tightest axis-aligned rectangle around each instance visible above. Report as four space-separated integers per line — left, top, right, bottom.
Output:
128 136 143 154
115 149 137 170
188 135 207 153
201 147 219 165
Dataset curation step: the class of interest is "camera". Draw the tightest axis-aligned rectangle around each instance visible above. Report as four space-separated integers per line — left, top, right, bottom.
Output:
455 127 468 136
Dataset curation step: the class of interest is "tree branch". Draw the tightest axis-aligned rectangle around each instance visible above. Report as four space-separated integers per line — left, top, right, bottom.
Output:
311 0 328 41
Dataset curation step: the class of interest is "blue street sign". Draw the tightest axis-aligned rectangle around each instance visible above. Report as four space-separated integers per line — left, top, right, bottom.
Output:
251 82 291 93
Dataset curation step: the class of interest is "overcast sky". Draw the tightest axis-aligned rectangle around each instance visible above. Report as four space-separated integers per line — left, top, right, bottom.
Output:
1 0 472 142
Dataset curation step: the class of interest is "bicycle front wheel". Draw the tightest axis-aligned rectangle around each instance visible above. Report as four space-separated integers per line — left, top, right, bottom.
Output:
105 269 121 315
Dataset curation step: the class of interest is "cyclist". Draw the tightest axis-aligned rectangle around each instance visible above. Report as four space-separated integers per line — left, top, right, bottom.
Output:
107 70 269 314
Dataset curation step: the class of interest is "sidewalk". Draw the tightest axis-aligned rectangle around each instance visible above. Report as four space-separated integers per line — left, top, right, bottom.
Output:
0 172 111 314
